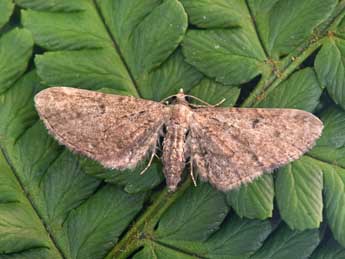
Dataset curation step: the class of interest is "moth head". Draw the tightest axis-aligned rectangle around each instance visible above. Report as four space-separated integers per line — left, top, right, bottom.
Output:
162 89 188 105
175 88 188 105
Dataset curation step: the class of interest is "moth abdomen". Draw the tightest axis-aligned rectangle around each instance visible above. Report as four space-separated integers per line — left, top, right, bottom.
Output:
162 123 189 192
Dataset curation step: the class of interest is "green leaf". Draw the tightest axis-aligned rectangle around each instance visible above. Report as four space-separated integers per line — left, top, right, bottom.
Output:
139 50 203 101
0 71 41 143
323 163 345 247
336 14 345 39
308 106 345 246
128 0 187 78
276 156 323 230
156 183 229 241
22 3 111 50
182 0 268 85
35 49 137 95
0 151 53 255
0 28 33 93
251 224 320 259
133 243 196 259
95 0 188 79
256 68 322 111
227 174 274 220
0 74 64 258
16 0 85 12
182 0 336 85
203 215 273 258
315 37 345 109
315 107 345 149
144 190 272 259
248 0 337 57
312 237 345 258
183 27 268 85
80 157 164 194
180 0 244 28
0 0 14 30
64 185 145 259
189 78 240 107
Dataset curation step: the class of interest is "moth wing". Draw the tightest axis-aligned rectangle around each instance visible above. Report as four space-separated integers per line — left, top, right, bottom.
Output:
35 87 169 169
189 108 323 191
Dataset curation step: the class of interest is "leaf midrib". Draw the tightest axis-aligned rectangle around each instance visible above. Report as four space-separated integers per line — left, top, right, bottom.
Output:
91 0 141 97
244 0 270 59
0 144 66 258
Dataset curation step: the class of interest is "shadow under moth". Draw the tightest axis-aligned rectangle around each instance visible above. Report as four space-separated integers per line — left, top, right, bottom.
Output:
35 87 323 192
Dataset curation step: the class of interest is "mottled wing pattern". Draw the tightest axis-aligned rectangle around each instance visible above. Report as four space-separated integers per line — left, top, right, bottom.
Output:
189 108 323 191
35 87 169 169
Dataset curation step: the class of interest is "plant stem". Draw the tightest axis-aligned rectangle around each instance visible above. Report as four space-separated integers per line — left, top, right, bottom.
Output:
242 1 345 108
106 178 191 259
242 39 325 108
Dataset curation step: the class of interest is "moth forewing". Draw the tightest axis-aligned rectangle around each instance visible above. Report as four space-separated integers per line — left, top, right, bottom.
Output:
35 87 168 170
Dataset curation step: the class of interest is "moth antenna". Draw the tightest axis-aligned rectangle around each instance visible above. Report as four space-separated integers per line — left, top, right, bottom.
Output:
213 98 226 107
186 95 226 107
140 152 156 175
160 94 177 104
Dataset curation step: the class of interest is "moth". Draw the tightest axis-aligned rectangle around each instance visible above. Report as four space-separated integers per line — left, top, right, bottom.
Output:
35 87 323 192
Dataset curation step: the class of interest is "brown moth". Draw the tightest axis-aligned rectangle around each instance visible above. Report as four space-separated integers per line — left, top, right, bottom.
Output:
34 87 323 192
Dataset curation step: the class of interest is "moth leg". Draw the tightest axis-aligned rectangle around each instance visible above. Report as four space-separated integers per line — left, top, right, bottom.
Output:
140 152 156 175
185 134 197 186
140 140 160 175
193 153 209 181
187 134 209 182
190 159 197 187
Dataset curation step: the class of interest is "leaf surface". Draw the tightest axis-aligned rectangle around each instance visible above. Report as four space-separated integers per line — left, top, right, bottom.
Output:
275 156 323 230
312 237 345 259
251 224 320 259
315 37 345 110
322 162 345 246
227 174 274 220
0 0 14 29
0 28 33 94
203 215 273 258
155 183 229 241
256 68 322 111
1 0 345 258
308 107 345 246
248 0 336 57
182 0 337 84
